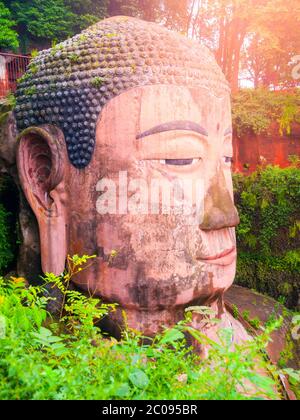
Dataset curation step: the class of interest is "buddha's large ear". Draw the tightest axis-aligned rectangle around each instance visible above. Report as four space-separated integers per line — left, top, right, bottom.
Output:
17 125 68 275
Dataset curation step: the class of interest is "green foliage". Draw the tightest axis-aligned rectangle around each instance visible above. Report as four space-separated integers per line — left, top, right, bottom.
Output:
232 89 300 137
278 333 296 369
0 1 18 50
67 53 80 64
27 62 39 75
234 165 300 308
282 369 300 388
0 257 296 400
24 86 37 96
0 123 17 280
0 92 16 121
30 49 38 58
242 310 261 330
16 72 31 85
65 0 109 21
0 204 13 273
288 155 300 169
232 304 239 320
2 92 15 107
45 254 116 333
5 0 109 48
10 0 76 41
0 174 18 275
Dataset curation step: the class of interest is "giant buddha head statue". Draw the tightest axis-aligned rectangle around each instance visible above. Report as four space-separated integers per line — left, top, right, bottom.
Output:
15 16 241 336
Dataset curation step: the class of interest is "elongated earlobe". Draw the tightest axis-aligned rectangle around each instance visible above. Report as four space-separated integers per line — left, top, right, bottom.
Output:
17 125 68 275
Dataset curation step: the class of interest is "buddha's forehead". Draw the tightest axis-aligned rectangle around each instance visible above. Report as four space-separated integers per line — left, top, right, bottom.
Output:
97 85 231 135
139 85 231 130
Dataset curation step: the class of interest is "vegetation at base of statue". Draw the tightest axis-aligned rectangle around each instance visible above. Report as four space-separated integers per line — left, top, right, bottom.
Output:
0 176 16 273
0 255 298 400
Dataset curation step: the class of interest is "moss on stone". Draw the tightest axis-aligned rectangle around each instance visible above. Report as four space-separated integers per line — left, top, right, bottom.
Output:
234 166 300 309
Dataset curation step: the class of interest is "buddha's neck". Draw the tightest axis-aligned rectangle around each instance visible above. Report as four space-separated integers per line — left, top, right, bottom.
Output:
98 296 248 342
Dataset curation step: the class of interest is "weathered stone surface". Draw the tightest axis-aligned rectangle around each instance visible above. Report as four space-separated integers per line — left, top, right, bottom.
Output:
0 110 17 168
17 193 42 283
226 285 300 370
233 122 300 173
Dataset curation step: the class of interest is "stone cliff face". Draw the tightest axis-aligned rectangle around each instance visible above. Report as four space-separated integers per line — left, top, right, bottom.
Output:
233 122 300 173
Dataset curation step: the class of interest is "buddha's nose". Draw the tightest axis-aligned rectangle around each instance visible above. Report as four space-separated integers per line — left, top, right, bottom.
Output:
199 170 240 231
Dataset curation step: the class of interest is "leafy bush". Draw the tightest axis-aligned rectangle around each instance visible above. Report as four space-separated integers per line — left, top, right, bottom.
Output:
0 204 14 273
233 165 300 308
0 1 19 50
0 176 18 275
0 256 295 400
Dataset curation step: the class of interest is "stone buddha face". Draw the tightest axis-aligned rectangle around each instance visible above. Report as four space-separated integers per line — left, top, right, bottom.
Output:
17 83 239 334
15 17 239 335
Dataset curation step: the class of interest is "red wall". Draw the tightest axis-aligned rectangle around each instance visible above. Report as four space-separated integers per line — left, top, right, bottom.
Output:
233 122 300 173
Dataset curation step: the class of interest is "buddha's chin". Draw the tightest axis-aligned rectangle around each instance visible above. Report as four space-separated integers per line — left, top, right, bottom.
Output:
72 260 236 338
199 258 237 292
73 255 236 309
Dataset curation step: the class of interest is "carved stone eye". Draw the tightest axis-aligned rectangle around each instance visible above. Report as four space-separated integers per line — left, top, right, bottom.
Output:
223 156 233 165
161 159 194 166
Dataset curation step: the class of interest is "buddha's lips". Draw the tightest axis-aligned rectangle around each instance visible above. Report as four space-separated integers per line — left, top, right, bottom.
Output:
197 247 236 266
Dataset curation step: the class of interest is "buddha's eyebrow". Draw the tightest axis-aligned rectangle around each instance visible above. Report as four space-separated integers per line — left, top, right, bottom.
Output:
224 127 233 136
136 120 208 140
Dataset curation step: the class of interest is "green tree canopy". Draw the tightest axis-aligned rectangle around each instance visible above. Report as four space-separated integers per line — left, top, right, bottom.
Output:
4 0 109 51
11 0 75 39
0 1 18 50
241 0 300 88
65 0 109 30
